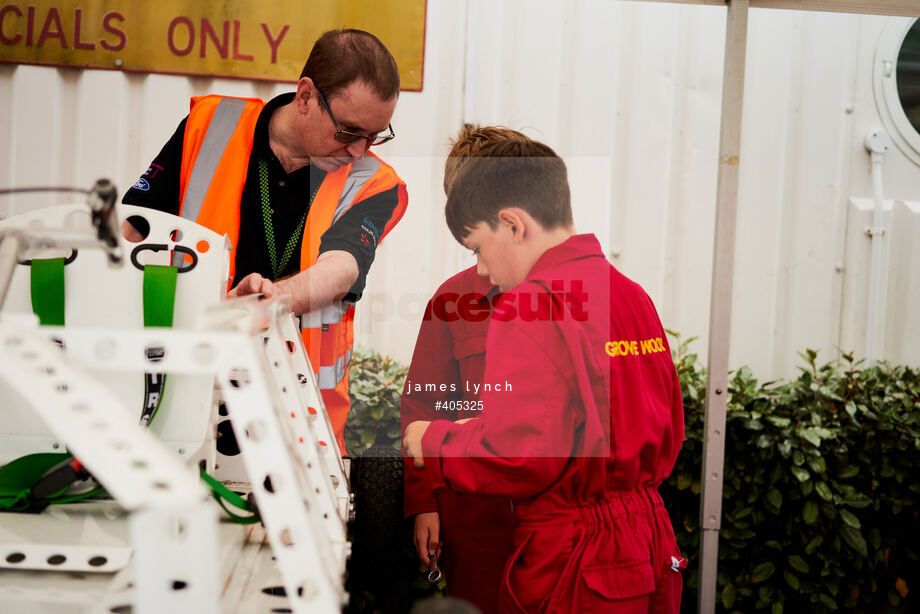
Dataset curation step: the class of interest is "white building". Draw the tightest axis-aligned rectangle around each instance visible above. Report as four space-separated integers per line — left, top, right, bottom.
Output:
2 1 918 380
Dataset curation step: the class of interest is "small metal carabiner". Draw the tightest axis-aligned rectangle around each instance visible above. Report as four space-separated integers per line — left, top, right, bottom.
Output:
427 552 443 584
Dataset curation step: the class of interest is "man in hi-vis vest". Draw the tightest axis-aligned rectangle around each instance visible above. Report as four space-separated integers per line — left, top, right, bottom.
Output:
123 29 409 453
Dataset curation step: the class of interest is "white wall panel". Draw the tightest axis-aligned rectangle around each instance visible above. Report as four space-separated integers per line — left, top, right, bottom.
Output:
735 8 863 375
351 0 470 357
1 1 919 378
654 5 725 357
883 201 920 364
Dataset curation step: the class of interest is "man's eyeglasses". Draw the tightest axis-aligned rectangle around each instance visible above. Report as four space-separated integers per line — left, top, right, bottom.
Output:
315 86 395 147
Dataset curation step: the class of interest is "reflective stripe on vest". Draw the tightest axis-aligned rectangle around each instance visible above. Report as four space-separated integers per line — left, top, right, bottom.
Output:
183 98 250 223
173 96 265 280
300 301 350 329
300 155 384 389
317 347 353 390
332 155 383 224
174 97 256 269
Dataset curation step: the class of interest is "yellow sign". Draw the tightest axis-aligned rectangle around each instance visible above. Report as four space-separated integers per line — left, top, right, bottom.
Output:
0 0 426 90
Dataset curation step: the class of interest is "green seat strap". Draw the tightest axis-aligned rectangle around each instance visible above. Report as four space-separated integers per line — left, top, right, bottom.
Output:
143 265 178 328
142 265 178 426
200 470 260 524
30 258 65 326
144 264 259 524
0 453 71 511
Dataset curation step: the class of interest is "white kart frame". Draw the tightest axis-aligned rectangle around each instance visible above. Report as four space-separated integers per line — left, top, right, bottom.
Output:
0 191 352 614
0 317 219 614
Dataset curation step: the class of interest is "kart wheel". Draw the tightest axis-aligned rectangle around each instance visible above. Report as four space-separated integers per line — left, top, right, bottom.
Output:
348 444 411 612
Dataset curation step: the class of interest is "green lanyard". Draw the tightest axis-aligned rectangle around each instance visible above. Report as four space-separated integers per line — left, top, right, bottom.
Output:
258 158 320 279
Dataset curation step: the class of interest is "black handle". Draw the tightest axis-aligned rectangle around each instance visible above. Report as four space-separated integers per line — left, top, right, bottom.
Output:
130 243 198 273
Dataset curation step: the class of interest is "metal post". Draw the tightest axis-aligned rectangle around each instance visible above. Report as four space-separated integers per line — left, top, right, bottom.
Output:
698 1 749 613
0 232 23 308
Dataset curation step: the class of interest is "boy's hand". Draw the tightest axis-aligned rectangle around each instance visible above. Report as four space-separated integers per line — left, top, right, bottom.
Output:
404 420 431 467
413 511 441 566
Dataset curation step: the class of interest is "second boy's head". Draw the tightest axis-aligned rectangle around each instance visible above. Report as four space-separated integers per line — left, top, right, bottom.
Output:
444 125 532 193
445 137 575 291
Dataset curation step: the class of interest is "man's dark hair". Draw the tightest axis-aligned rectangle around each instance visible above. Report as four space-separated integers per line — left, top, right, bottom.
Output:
301 29 400 100
445 139 573 242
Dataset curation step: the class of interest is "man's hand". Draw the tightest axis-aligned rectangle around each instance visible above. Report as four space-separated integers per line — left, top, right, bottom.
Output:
228 273 276 300
121 219 144 243
403 420 431 468
413 511 441 566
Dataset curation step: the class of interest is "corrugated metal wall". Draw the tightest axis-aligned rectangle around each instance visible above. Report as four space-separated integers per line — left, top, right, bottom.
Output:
1 1 918 379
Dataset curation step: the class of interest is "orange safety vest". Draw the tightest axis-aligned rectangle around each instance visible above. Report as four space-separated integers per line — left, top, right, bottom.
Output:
177 95 408 453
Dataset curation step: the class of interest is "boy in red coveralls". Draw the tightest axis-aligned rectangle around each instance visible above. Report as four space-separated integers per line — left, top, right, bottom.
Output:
401 126 532 613
404 137 685 613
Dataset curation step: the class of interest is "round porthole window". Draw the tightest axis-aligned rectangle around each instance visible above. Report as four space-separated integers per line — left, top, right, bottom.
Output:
874 18 920 165
897 21 920 133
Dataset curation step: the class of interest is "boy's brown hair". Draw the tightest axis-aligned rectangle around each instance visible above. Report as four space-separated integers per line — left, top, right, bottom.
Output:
444 125 531 193
445 137 573 242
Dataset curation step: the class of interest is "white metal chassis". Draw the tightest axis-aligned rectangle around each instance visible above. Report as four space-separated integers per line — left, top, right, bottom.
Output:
0 318 219 614
0 295 352 614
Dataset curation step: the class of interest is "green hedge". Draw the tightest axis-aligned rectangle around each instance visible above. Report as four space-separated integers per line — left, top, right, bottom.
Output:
346 340 920 612
344 347 438 613
661 334 920 613
345 346 408 456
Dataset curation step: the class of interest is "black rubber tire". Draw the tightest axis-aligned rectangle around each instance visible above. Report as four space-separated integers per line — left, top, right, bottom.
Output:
410 596 483 614
354 444 404 567
348 444 412 612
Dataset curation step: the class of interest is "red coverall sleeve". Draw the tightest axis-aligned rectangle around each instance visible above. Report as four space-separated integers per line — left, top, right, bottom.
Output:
421 320 575 499
401 298 463 518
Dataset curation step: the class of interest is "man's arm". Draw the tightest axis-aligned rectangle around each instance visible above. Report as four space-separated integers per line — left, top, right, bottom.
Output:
121 221 145 242
229 250 358 315
317 185 401 301
121 117 186 241
122 117 186 214
229 182 402 313
276 250 358 314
